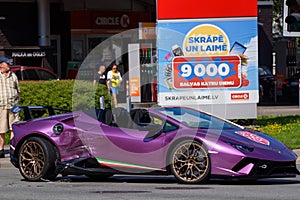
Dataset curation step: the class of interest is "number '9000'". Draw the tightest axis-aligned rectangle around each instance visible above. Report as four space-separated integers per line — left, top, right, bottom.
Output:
180 63 230 78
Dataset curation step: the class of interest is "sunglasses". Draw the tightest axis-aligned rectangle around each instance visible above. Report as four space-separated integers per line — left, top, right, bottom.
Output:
112 68 117 70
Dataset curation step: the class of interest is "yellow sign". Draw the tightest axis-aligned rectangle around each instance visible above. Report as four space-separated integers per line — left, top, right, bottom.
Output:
183 24 230 56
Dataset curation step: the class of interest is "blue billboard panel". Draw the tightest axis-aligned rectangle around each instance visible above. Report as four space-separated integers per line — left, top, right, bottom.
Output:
157 18 258 105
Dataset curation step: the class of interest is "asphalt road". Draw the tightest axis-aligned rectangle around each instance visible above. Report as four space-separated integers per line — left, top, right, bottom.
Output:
0 167 300 200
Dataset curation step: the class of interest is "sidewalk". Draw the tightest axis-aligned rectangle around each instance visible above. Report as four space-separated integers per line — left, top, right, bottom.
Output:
1 145 299 169
257 106 300 116
0 146 11 168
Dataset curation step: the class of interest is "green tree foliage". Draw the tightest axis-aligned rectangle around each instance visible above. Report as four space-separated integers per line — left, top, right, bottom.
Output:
272 0 282 16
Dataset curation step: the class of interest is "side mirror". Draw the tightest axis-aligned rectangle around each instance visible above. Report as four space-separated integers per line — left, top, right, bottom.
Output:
143 125 163 142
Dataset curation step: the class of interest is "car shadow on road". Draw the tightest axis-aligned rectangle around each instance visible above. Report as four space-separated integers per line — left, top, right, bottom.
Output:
51 175 300 186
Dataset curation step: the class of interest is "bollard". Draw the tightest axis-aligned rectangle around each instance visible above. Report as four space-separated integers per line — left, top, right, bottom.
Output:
126 80 131 112
100 96 105 110
274 80 277 103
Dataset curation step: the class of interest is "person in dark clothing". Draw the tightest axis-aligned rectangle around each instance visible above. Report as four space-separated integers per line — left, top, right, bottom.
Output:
94 65 108 109
94 65 107 86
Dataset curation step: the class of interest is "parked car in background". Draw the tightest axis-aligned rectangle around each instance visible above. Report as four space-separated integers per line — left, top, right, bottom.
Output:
282 72 300 102
258 66 275 102
10 66 58 81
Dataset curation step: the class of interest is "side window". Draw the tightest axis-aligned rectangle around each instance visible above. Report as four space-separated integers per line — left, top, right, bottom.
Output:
149 113 179 132
23 69 39 80
152 115 163 125
14 71 22 80
163 121 179 133
37 70 57 80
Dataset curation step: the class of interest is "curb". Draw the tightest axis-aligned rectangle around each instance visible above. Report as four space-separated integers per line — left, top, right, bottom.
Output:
0 148 12 168
257 106 300 117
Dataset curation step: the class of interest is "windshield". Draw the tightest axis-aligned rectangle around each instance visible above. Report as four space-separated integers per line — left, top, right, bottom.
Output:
155 107 243 130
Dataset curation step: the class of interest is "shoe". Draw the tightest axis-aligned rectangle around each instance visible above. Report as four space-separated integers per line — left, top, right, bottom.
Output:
0 149 5 158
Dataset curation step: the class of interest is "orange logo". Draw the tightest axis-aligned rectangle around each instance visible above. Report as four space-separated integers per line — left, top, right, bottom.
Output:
231 93 249 100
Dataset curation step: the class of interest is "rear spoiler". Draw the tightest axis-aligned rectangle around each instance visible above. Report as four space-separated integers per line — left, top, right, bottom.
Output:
11 106 70 120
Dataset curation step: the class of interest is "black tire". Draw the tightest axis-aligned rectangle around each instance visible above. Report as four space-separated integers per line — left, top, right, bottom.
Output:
169 140 211 184
18 137 59 181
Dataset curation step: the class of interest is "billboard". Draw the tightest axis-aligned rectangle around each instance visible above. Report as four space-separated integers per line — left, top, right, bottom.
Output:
156 0 258 118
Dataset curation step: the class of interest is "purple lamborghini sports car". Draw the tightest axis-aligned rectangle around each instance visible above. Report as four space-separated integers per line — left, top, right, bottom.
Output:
10 106 299 183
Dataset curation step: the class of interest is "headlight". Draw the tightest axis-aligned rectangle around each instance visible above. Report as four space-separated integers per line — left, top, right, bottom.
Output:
53 123 64 135
226 142 254 152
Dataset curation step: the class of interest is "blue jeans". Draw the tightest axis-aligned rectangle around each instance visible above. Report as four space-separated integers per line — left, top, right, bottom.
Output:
110 86 119 95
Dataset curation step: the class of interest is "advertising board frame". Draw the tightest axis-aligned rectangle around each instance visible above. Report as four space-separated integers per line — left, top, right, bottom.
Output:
156 0 258 119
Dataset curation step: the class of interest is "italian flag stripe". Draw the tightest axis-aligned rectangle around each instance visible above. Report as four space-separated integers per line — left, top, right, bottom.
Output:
96 158 166 171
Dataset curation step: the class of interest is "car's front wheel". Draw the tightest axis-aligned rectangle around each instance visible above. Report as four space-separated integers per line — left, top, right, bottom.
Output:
170 140 211 184
18 137 59 181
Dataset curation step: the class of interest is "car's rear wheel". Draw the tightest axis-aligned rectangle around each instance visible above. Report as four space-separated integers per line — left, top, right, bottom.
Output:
170 140 210 184
18 137 59 181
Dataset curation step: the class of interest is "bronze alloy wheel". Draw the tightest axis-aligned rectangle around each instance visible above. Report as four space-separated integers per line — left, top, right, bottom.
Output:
170 141 210 184
18 137 58 181
19 141 46 180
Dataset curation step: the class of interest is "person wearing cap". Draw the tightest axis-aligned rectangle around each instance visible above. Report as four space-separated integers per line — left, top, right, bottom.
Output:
0 57 20 158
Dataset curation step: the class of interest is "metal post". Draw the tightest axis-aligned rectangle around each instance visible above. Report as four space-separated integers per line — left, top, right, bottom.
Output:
37 0 50 46
272 52 277 103
100 96 105 110
126 80 131 112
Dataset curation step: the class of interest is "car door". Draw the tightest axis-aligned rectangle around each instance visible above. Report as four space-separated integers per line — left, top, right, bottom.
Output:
86 113 179 172
23 69 39 80
13 70 23 81
36 69 58 80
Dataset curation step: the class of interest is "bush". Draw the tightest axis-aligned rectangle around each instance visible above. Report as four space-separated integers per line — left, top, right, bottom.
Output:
19 80 73 110
19 80 111 111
